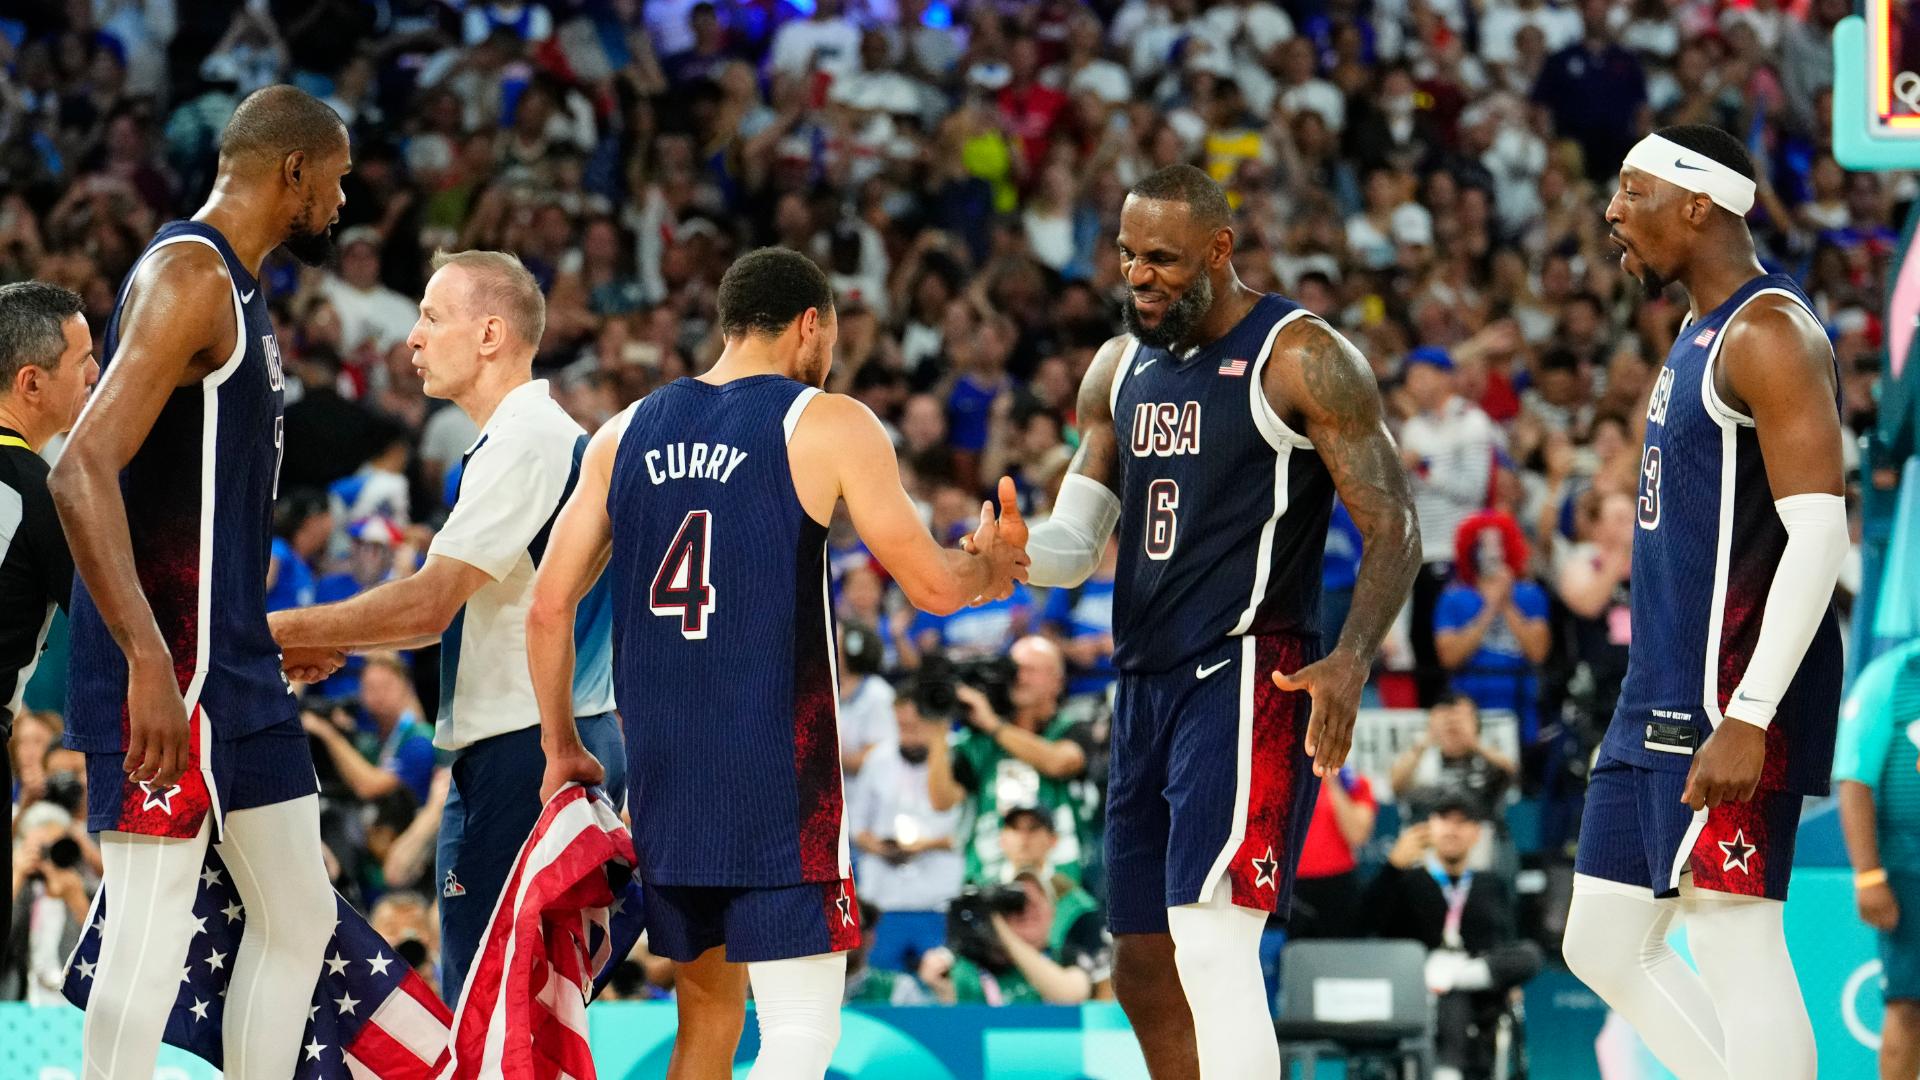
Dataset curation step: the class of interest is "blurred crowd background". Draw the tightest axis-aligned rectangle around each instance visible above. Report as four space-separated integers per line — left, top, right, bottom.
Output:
1 0 1890 1070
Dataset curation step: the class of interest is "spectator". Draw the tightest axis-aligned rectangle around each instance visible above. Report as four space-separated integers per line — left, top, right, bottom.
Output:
1040 537 1118 702
300 654 436 805
5 801 96 1004
1366 790 1544 1080
838 621 898 793
1321 499 1363 644
1289 766 1379 938
1435 510 1551 743
1556 489 1636 731
844 903 932 1006
1531 0 1647 181
925 637 1097 884
368 890 441 997
266 489 333 613
1390 695 1517 826
920 814 1111 1006
319 227 421 362
1399 346 1498 705
851 696 963 916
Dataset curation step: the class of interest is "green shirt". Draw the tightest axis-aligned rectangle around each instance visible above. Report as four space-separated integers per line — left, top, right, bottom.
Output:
950 884 1108 1005
949 713 1098 884
1833 640 1920 872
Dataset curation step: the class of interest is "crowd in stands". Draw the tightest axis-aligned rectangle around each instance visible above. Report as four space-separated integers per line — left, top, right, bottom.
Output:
3 0 1889 1070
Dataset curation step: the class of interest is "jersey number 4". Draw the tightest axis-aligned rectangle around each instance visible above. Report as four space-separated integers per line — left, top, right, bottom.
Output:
651 510 716 639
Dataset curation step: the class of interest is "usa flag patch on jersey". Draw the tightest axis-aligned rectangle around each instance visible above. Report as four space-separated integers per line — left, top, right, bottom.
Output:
1693 327 1717 346
1219 358 1249 377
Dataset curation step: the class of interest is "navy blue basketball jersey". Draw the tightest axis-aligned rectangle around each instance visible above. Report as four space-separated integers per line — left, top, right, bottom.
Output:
607 375 848 888
65 221 295 753
1110 294 1335 672
1605 273 1843 796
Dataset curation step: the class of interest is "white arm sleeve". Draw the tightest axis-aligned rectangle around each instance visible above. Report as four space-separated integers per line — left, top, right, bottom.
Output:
1723 492 1848 731
1026 474 1123 587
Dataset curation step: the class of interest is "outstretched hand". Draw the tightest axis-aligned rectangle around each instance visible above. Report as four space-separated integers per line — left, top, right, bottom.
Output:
1272 650 1368 778
964 476 1030 604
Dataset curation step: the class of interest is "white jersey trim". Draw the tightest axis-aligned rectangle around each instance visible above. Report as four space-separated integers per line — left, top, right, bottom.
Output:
1227 311 1316 637
1669 807 1709 891
1199 634 1260 900
1108 338 1143 418
783 386 822 444
1247 309 1318 453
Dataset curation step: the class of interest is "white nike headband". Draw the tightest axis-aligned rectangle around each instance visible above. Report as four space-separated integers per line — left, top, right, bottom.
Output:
1622 133 1756 217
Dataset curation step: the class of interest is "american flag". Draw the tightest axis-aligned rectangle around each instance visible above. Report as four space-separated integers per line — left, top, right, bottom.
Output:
1693 327 1717 346
62 857 452 1078
439 784 646 1080
1219 358 1250 377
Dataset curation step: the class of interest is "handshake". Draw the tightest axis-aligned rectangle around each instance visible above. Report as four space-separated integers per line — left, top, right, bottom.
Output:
960 476 1031 607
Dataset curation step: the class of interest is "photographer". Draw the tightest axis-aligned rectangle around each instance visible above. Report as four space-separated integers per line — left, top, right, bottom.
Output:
5 801 96 1004
299 654 437 804
851 697 963 915
919 810 1112 1007
924 636 1097 883
1364 788 1542 1080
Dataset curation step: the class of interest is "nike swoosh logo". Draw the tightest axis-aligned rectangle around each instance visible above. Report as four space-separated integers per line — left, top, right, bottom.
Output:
240 289 256 303
1196 658 1233 680
1672 159 1709 172
1732 689 1771 705
1135 357 1158 374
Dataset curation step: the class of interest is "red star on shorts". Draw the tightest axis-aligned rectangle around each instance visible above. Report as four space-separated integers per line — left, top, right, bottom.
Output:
1251 846 1279 890
138 780 182 814
1718 829 1758 874
835 885 854 927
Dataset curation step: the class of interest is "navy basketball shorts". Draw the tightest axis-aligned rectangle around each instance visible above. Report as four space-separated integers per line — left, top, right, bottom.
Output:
1106 633 1322 935
642 877 862 963
438 710 627 1004
84 710 317 840
1575 746 1801 901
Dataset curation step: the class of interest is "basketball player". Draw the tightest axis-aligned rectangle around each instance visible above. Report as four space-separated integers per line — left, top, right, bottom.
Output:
527 247 1028 1079
48 86 351 1078
1018 165 1420 1078
266 250 626 1005
1563 125 1847 1080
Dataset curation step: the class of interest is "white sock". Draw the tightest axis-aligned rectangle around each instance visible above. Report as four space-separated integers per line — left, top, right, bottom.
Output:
83 822 211 1080
215 795 335 1080
1166 884 1278 1079
745 952 846 1080
1681 885 1816 1080
1564 875 1727 1080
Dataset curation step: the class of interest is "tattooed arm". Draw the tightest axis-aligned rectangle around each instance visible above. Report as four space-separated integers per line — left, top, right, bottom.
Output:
1264 317 1421 776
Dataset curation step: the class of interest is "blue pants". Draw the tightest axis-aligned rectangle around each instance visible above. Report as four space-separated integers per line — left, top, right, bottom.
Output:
437 712 625 1003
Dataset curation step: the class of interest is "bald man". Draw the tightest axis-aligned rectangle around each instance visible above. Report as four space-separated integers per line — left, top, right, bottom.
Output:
268 250 626 1004
51 84 351 1079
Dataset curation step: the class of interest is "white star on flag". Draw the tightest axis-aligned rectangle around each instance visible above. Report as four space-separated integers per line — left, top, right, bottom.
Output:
222 900 244 923
139 781 182 814
180 964 194 984
308 1004 320 1023
200 867 222 889
188 999 209 1021
324 952 349 976
192 915 207 936
91 916 106 934
335 992 360 1016
204 950 227 972
304 1039 326 1061
366 954 392 976
76 959 96 980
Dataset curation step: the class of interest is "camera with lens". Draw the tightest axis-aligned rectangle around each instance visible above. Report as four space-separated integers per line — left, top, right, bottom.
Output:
28 836 83 884
911 653 1018 723
945 883 1030 974
394 936 430 971
41 770 86 816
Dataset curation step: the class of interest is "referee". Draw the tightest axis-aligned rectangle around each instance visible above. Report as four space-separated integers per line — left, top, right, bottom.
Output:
0 282 98 957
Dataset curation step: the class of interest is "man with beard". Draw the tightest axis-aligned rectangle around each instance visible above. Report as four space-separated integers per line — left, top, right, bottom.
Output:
1014 164 1421 1077
1562 125 1845 1080
49 85 351 1079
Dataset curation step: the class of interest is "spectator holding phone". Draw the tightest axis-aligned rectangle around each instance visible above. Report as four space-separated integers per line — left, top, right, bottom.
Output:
1434 510 1552 744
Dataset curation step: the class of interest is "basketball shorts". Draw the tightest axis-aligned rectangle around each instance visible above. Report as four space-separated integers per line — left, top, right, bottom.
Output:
1880 871 1920 1002
1106 632 1322 935
1575 745 1801 901
642 877 862 963
83 710 317 839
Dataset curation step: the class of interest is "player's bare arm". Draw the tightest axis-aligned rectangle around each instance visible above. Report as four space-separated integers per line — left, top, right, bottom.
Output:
529 418 621 803
1017 335 1128 588
49 245 241 791
1682 296 1845 811
789 392 1027 613
1265 317 1420 777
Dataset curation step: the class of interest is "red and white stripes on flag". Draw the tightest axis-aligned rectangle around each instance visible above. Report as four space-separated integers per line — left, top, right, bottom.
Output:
1219 358 1250 377
437 785 636 1080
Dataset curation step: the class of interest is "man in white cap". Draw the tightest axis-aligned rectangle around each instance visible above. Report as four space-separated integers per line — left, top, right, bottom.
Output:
1562 124 1846 1080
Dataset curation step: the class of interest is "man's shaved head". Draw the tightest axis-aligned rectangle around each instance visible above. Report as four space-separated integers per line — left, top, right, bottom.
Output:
219 85 349 167
1127 165 1232 233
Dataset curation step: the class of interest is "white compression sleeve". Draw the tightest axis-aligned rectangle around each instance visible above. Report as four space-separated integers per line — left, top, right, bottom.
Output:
84 824 212 1080
1025 474 1122 587
1563 876 1728 1080
216 794 334 1080
746 952 846 1080
1166 884 1278 1079
1681 886 1815 1080
1724 493 1848 730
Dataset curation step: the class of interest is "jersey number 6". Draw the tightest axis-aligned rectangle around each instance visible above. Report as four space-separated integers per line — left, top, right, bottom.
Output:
651 509 716 639
1145 479 1179 561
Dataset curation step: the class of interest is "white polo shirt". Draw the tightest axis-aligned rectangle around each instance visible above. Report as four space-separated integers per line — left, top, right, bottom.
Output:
430 379 616 750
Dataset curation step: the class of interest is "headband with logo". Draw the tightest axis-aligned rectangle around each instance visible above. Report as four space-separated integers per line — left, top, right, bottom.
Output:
1621 133 1756 217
